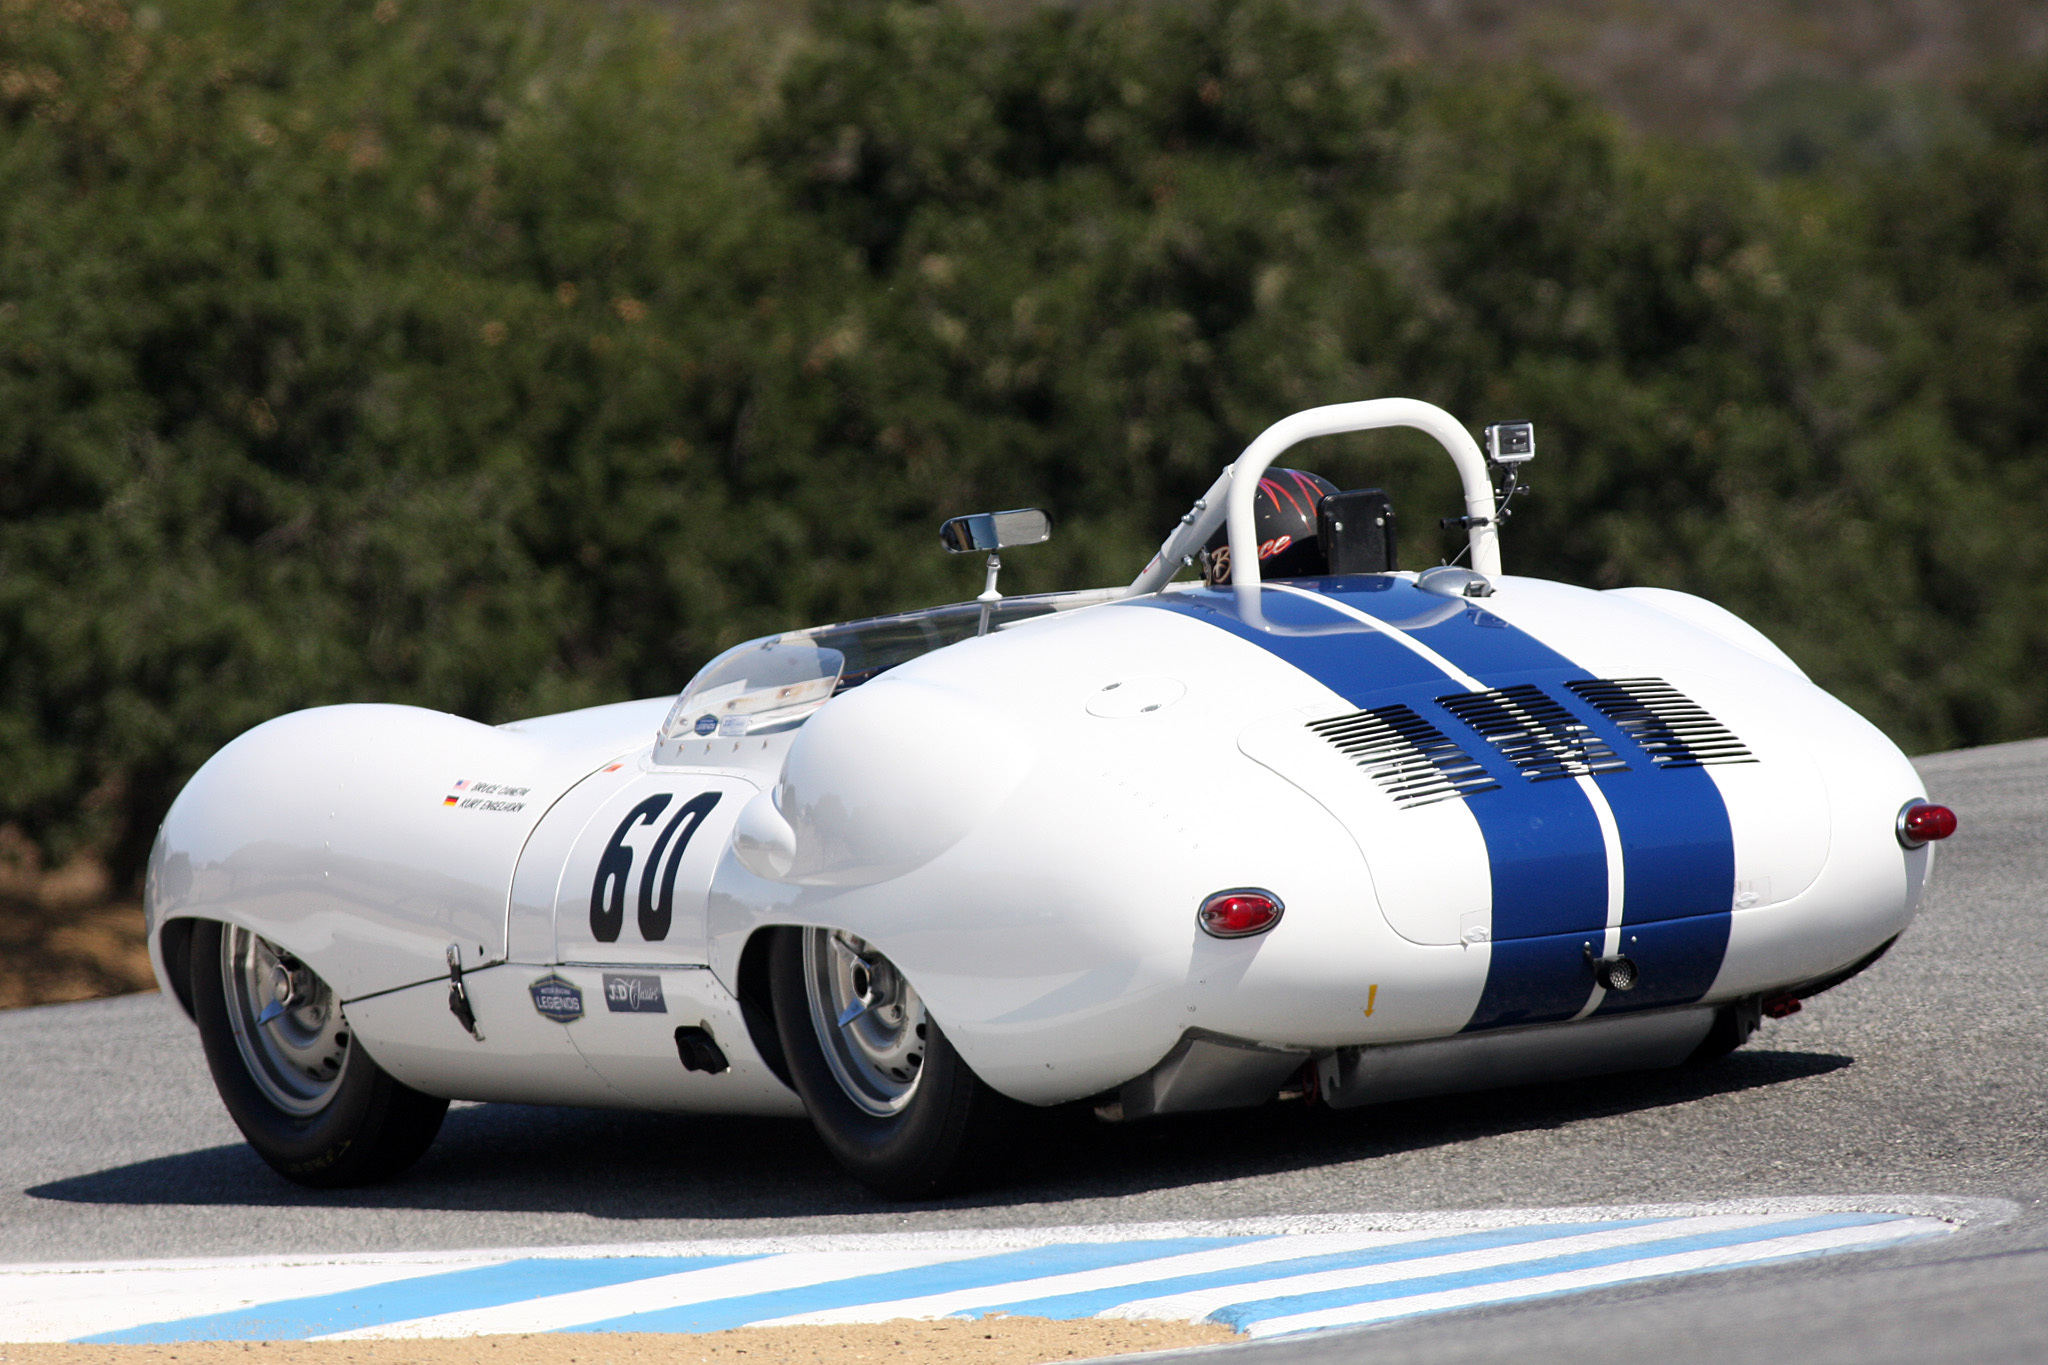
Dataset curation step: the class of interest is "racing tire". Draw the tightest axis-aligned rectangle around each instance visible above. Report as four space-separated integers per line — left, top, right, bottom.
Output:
188 919 448 1187
769 926 1027 1198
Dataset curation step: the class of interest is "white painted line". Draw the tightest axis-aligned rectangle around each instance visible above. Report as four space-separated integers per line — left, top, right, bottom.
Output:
746 1229 1460 1327
321 1248 997 1340
1100 1215 1789 1322
0 1258 514 1344
1 1197 1997 1277
1243 1217 1951 1336
0 1201 1990 1344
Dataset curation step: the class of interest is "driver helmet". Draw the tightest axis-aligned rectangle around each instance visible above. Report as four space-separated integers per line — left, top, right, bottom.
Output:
1201 468 1339 585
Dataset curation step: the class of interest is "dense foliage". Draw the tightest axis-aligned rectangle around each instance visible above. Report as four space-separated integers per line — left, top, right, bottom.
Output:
3 0 2044 880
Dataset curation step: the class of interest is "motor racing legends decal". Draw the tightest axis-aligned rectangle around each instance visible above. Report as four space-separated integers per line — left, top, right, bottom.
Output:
442 778 531 813
528 974 584 1022
602 973 667 1013
588 790 723 943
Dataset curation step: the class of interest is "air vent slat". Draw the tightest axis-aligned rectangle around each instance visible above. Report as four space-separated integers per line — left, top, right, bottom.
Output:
1435 685 1629 782
1565 678 1755 768
1307 705 1500 810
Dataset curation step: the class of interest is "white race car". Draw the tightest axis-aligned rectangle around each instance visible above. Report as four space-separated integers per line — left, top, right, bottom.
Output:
145 399 1955 1196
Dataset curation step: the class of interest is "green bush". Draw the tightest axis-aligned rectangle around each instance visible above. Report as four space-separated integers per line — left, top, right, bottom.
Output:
0 0 819 870
2 0 2044 881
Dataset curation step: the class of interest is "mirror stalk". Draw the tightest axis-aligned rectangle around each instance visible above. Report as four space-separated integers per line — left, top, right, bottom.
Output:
976 552 1003 636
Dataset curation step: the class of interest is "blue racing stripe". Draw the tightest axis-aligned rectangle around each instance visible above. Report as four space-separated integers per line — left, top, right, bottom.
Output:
974 1220 1660 1321
1359 589 1614 1026
1138 579 1740 1027
564 1237 1250 1334
1314 582 1739 1017
1138 587 1449 705
1469 937 1607 1027
1312 578 1567 685
1593 913 1732 1015
1209 1212 1902 1330
80 1255 761 1344
1556 698 1735 1014
1134 586 1608 1028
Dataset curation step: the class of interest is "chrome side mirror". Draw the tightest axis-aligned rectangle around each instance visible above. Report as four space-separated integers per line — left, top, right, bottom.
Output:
938 508 1052 636
939 508 1052 554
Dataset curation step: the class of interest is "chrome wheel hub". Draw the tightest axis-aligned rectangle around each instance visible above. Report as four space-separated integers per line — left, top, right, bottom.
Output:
221 926 351 1116
801 928 927 1116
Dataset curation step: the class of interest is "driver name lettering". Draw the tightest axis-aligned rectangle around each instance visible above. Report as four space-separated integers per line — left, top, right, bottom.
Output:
444 779 531 813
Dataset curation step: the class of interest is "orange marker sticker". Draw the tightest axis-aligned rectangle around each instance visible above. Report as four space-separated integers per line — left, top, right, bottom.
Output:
1363 984 1378 1017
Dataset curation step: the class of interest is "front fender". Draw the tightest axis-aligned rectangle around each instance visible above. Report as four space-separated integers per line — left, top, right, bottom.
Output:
146 701 662 1000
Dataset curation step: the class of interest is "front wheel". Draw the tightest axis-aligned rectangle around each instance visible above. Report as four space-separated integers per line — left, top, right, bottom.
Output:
770 926 1024 1198
188 920 448 1187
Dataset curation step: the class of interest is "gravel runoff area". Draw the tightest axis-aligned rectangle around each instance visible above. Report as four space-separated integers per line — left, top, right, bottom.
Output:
0 1319 1235 1365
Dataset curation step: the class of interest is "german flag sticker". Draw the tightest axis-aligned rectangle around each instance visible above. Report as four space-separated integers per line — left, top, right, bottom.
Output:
444 795 460 807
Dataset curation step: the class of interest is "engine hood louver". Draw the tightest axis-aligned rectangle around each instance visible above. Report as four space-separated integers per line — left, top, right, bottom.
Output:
1566 677 1755 768
1307 705 1500 810
1436 684 1629 782
1302 678 1753 812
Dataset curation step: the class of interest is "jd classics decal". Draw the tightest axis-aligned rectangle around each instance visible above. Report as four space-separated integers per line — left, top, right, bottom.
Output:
602 973 667 1013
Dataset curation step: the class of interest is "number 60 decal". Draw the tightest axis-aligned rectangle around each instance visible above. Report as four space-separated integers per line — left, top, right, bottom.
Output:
589 790 723 943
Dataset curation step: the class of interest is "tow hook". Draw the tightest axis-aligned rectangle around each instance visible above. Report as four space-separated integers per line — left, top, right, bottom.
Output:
447 945 485 1041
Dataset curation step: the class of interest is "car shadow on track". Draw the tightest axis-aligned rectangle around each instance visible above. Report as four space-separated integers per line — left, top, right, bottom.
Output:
26 1048 1851 1218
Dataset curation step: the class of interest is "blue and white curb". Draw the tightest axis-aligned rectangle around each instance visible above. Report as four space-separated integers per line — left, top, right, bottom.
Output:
0 1199 1987 1345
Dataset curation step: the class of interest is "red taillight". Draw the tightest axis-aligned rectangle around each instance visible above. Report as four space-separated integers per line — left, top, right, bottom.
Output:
1897 802 1958 848
1199 889 1285 939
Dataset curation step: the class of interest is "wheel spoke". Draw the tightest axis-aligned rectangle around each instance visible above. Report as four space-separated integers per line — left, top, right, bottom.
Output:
829 933 875 980
803 927 928 1117
222 926 351 1117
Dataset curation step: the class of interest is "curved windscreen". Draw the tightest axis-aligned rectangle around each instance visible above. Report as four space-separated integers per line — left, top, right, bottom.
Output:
660 638 846 743
658 586 1123 750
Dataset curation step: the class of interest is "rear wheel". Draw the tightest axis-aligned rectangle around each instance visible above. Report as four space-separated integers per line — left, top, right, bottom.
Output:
189 920 448 1186
770 926 1023 1197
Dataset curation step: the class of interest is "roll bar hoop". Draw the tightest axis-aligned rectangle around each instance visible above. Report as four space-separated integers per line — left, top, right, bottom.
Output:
1128 399 1501 602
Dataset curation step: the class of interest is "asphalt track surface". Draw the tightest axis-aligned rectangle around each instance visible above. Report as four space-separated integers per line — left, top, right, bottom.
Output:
4 738 2046 1361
